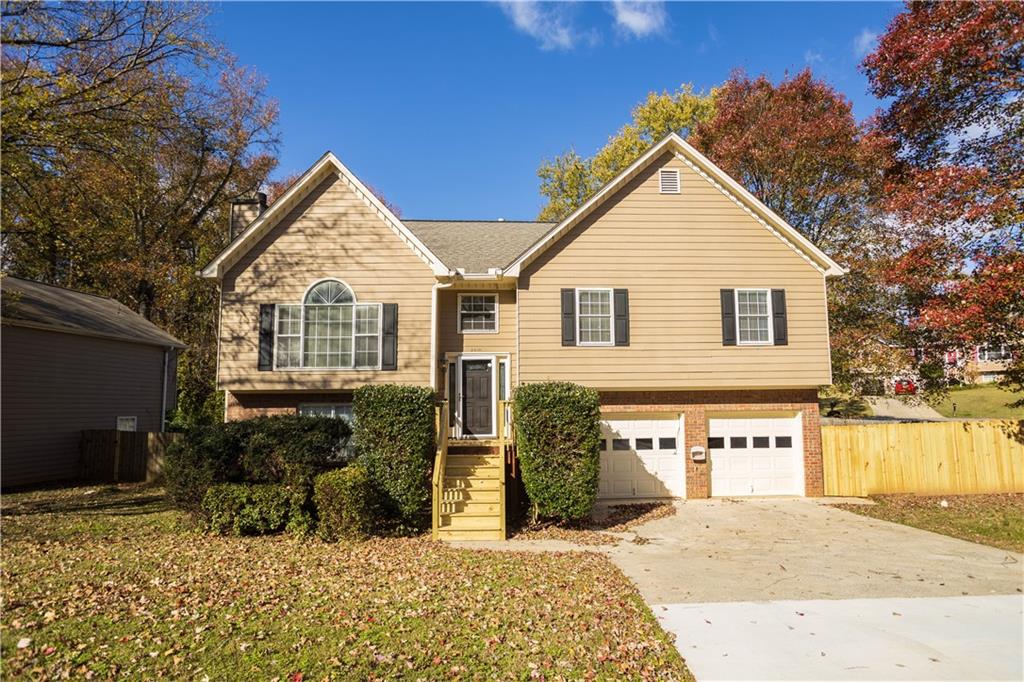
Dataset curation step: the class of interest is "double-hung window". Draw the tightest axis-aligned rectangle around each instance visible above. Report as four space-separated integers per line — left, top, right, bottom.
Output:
736 289 772 345
979 344 1011 362
577 288 613 345
458 294 497 333
274 280 382 370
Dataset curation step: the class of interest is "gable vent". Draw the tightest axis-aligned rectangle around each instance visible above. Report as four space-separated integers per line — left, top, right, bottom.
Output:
659 169 681 194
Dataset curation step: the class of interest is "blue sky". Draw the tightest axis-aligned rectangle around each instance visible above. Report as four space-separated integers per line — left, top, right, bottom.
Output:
210 2 901 220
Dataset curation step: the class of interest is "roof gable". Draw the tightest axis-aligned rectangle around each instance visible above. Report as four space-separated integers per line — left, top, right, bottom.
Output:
200 153 451 279
506 133 845 278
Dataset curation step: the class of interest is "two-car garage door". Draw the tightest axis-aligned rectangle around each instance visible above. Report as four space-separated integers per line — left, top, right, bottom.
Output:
598 413 805 499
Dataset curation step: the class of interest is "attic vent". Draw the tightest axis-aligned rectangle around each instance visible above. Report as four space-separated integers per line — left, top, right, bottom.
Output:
659 169 681 194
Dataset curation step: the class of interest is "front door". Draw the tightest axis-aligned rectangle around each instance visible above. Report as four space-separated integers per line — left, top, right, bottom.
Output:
462 360 493 436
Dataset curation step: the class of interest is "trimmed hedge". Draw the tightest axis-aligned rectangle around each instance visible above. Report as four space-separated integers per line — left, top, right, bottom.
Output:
201 483 293 536
513 382 602 522
313 465 381 541
164 414 352 520
353 385 436 529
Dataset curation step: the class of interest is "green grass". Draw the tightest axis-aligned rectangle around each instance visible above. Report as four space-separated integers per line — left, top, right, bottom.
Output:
838 494 1024 553
934 384 1024 419
818 394 874 418
0 485 692 680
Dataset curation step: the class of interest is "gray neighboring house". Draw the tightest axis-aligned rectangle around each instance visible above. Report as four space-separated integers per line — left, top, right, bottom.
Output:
1 276 184 488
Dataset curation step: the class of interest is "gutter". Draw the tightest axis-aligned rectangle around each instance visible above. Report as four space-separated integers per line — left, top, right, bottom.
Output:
429 280 455 389
160 348 170 431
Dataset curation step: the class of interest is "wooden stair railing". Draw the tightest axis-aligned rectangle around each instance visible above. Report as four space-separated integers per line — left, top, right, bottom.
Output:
431 400 449 540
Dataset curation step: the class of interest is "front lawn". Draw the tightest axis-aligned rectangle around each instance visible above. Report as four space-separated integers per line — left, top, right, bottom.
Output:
934 384 1024 419
837 494 1024 553
0 485 691 680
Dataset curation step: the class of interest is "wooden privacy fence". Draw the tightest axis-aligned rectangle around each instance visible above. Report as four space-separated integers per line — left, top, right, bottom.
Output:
822 420 1024 496
80 430 181 484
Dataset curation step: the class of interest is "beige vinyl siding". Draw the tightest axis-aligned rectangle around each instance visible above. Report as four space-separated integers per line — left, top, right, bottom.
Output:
518 152 832 389
437 289 518 398
1 325 167 487
219 172 436 392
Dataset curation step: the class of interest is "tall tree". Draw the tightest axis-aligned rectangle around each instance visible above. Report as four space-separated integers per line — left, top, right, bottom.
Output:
1 2 279 425
863 1 1024 400
537 85 715 220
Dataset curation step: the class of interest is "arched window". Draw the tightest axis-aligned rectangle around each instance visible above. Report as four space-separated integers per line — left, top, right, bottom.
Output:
274 279 380 369
304 280 354 305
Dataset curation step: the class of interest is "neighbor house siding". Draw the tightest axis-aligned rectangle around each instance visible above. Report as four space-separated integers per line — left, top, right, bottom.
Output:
437 288 518 399
517 152 832 389
218 172 436 392
1 325 167 487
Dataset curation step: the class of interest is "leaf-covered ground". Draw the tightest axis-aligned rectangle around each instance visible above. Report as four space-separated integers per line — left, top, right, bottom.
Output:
1 485 692 680
837 493 1024 553
510 503 677 546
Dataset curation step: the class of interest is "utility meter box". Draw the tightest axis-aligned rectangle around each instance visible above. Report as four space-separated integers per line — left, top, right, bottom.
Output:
690 445 707 462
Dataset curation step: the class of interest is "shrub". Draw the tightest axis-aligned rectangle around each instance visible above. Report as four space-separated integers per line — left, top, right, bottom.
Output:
353 384 436 529
513 382 602 523
314 465 382 541
164 414 352 518
201 483 292 536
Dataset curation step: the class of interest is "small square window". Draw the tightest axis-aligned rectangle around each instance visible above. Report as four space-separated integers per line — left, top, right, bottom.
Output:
776 436 793 448
635 438 653 450
458 294 497 333
752 436 770 448
612 438 631 451
659 437 677 450
708 437 725 449
599 439 608 451
116 416 137 432
730 437 747 449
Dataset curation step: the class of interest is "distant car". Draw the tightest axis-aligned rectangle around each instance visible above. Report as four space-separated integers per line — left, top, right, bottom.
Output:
893 378 918 395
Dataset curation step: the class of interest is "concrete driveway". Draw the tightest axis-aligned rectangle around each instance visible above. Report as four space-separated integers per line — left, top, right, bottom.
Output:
606 499 1023 680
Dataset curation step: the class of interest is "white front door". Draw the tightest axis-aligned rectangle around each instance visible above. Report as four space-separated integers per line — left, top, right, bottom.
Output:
709 415 804 496
599 417 686 499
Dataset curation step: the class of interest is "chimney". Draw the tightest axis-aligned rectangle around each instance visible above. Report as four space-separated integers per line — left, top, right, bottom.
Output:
229 191 267 241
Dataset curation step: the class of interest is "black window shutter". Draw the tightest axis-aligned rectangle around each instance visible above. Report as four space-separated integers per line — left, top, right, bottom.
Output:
613 289 630 346
381 303 398 370
258 304 274 370
560 289 576 346
771 289 788 346
720 289 736 346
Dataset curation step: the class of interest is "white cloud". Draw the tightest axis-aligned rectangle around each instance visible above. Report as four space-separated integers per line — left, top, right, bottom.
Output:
497 2 579 50
804 49 823 64
854 28 878 57
610 1 668 39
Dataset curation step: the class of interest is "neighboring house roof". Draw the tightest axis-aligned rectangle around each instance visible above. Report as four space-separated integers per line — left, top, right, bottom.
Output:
505 133 846 278
200 152 451 279
403 220 554 274
1 276 185 349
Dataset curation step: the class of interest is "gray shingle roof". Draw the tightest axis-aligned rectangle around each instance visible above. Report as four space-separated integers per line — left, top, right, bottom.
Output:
404 220 554 274
1 276 185 348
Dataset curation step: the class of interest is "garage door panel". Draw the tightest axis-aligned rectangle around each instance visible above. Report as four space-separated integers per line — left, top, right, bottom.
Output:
709 416 804 497
599 417 685 499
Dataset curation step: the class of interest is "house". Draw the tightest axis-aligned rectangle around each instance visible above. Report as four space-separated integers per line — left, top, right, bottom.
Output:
201 133 845 539
1 277 184 488
944 345 1014 384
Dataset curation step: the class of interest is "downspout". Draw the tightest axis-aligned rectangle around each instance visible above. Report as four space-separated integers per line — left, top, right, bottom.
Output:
429 280 455 390
160 348 169 431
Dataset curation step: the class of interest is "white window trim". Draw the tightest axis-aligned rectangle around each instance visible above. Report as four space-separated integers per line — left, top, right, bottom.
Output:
575 287 615 347
659 168 681 194
302 278 357 304
979 344 1011 362
735 288 774 346
298 403 353 420
272 300 384 372
116 416 137 432
456 293 499 335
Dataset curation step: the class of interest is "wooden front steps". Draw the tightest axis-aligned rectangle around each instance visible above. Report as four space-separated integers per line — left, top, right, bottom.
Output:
436 441 505 541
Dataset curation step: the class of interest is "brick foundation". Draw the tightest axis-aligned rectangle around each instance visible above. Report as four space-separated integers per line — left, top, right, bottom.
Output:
225 391 353 421
599 389 823 498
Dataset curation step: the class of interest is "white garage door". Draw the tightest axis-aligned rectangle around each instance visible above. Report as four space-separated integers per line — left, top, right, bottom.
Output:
599 417 685 499
709 415 804 497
